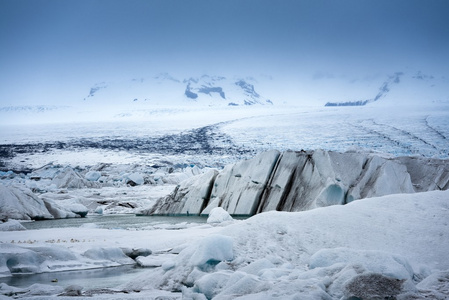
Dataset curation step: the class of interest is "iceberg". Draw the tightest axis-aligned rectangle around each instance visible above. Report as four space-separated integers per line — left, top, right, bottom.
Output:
0 184 53 220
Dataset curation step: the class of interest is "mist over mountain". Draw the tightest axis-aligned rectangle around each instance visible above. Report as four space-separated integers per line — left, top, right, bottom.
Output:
0 69 448 126
76 70 449 108
83 74 273 107
324 71 448 107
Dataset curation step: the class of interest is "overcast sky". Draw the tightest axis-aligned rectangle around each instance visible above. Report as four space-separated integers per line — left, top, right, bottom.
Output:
1 0 448 105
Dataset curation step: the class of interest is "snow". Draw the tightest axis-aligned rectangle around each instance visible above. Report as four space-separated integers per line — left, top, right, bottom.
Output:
189 235 234 269
0 220 26 231
0 186 448 299
206 207 233 224
0 102 449 298
125 190 449 299
309 248 414 280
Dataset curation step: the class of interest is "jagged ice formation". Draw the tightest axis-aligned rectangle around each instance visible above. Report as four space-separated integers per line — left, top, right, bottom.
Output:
148 150 449 216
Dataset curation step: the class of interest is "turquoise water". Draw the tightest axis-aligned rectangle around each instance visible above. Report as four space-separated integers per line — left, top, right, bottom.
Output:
21 214 208 230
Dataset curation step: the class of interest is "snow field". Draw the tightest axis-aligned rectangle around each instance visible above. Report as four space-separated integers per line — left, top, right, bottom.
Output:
121 190 449 299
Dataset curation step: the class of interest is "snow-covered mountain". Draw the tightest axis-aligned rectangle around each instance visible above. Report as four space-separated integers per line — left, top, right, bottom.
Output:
0 70 447 126
83 74 273 107
324 71 448 106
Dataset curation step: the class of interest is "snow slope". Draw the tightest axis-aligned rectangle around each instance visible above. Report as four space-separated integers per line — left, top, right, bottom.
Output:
127 190 449 299
0 190 448 299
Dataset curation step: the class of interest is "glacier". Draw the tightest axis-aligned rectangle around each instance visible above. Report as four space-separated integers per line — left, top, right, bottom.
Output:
148 149 449 216
0 96 448 298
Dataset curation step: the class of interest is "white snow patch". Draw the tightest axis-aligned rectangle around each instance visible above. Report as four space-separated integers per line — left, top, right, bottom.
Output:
206 207 233 224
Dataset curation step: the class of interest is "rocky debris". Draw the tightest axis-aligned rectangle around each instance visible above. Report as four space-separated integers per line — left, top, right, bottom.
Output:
0 123 252 166
121 247 152 260
344 273 405 299
0 214 8 223
149 150 449 216
59 285 83 296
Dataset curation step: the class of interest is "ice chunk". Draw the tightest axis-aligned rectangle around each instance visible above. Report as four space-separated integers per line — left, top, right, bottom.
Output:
207 207 233 224
121 247 152 260
216 271 268 298
190 235 233 270
239 258 276 276
309 247 414 280
60 284 83 296
52 167 99 189
80 223 99 228
0 184 53 220
43 198 88 218
416 270 449 298
14 283 64 297
161 172 190 184
28 163 60 180
193 271 232 299
83 247 135 265
124 172 145 186
136 253 176 267
84 170 101 181
161 260 176 271
0 220 26 231
0 282 22 297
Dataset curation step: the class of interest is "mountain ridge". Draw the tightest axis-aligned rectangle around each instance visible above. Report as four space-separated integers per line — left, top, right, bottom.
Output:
83 74 274 107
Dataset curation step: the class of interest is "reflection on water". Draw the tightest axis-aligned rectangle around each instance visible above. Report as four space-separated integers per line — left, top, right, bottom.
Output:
21 214 208 230
0 265 148 289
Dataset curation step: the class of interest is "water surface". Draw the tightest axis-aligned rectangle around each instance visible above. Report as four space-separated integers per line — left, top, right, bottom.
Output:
0 265 148 290
21 214 208 230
